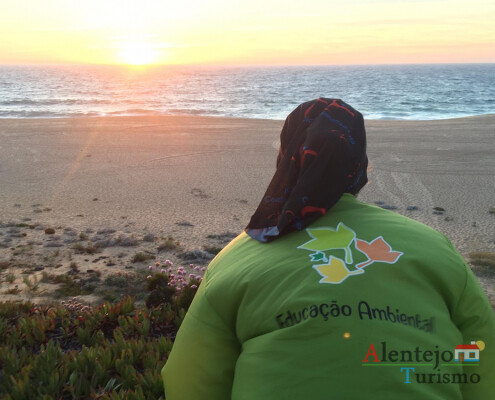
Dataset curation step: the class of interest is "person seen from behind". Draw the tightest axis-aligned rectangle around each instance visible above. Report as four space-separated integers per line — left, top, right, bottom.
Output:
162 98 495 399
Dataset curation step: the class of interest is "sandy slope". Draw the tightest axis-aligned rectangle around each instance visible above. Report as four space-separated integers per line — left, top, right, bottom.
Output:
0 115 493 304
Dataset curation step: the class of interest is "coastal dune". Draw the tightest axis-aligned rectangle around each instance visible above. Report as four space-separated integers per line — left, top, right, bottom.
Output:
0 115 494 304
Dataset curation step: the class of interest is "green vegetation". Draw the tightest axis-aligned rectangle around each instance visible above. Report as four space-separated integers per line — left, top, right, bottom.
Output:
54 275 95 298
22 275 40 293
157 237 180 252
39 271 99 298
203 246 223 255
0 261 10 271
72 243 98 255
5 287 21 295
97 272 149 303
41 271 71 284
104 274 130 288
5 273 16 284
70 261 80 273
0 272 199 399
145 273 176 308
132 252 155 263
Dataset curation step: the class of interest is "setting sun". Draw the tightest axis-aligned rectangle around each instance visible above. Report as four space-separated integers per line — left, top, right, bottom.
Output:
0 0 494 65
118 42 158 66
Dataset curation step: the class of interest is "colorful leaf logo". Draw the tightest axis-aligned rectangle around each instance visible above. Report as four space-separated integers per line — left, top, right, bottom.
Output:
355 237 403 269
298 223 356 264
299 223 404 285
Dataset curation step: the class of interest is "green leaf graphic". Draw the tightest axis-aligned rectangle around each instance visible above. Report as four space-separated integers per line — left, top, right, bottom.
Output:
310 251 328 263
299 223 356 264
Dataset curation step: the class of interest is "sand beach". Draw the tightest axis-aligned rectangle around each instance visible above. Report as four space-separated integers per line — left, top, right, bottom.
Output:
0 115 494 305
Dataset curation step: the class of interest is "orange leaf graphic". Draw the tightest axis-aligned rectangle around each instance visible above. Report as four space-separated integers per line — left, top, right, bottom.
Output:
355 237 403 268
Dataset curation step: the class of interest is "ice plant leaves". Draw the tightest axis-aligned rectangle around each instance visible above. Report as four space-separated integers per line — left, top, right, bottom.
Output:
298 223 356 264
355 237 403 269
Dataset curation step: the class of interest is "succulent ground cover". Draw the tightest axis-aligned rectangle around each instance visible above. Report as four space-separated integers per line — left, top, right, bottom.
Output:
0 271 198 400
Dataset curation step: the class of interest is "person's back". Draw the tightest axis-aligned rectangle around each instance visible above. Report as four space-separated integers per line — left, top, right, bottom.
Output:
162 99 495 399
164 194 495 399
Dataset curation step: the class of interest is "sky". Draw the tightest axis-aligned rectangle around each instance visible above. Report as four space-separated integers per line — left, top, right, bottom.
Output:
0 0 494 65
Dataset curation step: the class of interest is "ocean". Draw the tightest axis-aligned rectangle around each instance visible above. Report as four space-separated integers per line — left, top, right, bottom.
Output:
0 64 494 120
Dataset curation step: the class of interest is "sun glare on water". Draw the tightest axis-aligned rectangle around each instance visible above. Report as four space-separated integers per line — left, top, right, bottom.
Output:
118 42 158 66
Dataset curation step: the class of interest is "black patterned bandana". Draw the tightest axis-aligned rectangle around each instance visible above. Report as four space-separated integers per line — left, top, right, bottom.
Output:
246 98 368 242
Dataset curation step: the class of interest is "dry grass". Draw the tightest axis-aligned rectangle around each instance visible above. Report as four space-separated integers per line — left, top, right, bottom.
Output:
469 251 495 279
469 251 495 268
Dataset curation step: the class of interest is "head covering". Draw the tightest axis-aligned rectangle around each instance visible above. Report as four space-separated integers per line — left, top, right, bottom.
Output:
245 98 368 242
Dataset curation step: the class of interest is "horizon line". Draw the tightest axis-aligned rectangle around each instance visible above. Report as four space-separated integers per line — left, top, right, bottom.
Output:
1 61 495 68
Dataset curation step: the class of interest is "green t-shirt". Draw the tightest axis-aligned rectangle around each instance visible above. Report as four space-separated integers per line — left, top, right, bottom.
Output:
162 194 495 399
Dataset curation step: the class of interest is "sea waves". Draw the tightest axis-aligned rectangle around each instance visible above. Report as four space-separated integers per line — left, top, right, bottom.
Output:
0 64 494 120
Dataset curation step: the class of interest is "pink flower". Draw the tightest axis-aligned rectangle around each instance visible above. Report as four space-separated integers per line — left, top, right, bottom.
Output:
161 269 166 273
182 281 187 287
170 279 176 285
189 274 195 278
148 265 153 271
147 275 152 279
195 275 202 280
165 259 173 266
170 274 175 278
168 268 172 273
191 285 198 289
201 267 206 271
189 263 194 268
194 266 200 271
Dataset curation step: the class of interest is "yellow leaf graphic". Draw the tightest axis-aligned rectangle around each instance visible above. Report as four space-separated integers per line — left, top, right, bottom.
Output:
313 256 364 284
